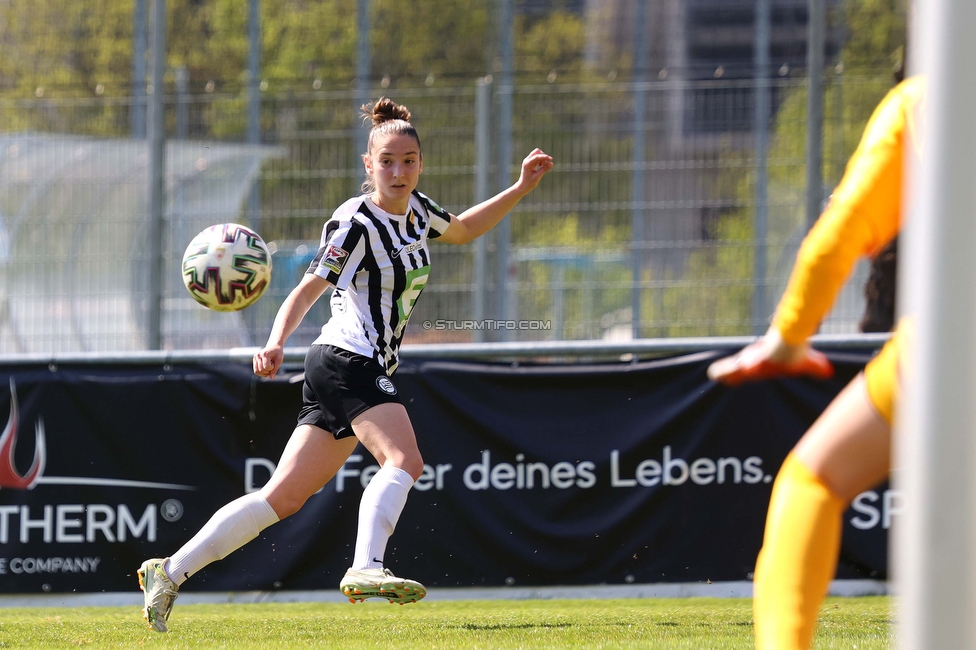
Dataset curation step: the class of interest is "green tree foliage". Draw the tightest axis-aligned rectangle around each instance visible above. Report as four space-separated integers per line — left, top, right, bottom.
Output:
0 1 130 96
0 0 586 231
0 0 907 341
514 212 630 339
517 9 586 82
371 0 490 84
835 0 906 75
0 0 589 95
262 1 358 84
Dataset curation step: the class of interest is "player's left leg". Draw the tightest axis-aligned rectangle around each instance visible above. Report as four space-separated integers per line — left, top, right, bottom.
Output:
754 373 891 650
340 402 426 604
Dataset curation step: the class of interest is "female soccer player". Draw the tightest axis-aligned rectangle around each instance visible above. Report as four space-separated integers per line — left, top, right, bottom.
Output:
138 97 554 632
707 74 921 649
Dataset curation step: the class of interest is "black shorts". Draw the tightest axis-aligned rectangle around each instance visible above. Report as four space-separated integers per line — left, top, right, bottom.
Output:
297 344 402 439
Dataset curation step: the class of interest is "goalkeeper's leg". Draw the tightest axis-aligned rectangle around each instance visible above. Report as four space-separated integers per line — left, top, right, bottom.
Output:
754 373 891 650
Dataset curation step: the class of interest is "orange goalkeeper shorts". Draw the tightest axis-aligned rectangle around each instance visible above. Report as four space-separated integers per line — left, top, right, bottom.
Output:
864 329 901 424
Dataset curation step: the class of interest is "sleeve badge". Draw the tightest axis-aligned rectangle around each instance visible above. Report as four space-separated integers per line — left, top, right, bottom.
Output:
322 244 349 274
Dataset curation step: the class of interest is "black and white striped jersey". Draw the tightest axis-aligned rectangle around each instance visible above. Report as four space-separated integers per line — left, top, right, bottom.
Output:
307 190 452 374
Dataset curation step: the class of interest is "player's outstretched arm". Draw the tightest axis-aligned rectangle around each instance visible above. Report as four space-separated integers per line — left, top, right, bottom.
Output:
706 327 834 387
253 273 331 379
437 148 554 245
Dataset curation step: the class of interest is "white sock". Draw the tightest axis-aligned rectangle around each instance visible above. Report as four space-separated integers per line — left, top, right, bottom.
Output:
165 492 279 586
352 466 415 570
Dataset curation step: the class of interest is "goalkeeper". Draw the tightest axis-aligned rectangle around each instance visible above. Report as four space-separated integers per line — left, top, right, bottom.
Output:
707 74 921 649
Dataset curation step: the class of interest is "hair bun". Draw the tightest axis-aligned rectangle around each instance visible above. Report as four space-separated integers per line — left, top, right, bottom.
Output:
362 97 411 126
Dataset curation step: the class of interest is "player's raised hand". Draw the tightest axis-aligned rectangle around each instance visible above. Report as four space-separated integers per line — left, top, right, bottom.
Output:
707 328 834 387
516 148 554 193
253 344 284 379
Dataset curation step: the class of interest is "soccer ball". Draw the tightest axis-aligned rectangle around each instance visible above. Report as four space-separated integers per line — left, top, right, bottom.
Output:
181 223 272 312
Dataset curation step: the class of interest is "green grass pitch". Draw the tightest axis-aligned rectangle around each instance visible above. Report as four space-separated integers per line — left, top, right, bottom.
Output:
0 596 892 649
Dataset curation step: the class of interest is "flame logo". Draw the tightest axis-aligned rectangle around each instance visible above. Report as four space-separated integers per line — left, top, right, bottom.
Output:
0 378 46 490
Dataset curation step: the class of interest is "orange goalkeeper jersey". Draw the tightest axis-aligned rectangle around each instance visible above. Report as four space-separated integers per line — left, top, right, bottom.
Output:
771 77 924 345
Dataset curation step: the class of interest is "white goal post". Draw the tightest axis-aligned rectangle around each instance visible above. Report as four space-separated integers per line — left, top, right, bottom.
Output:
895 0 976 647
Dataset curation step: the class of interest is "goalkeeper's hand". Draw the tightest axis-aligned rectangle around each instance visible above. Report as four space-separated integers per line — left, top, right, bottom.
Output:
706 328 834 387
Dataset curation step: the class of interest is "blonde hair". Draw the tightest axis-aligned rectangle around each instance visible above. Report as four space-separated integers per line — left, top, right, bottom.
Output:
361 97 422 194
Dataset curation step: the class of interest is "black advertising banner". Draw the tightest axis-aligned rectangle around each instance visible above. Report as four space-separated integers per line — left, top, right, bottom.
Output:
0 349 892 594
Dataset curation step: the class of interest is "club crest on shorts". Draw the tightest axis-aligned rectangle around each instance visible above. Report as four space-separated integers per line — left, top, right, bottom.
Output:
376 376 397 395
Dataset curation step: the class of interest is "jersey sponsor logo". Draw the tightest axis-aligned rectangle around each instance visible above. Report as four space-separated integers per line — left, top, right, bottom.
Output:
376 376 397 395
391 240 425 259
322 244 349 274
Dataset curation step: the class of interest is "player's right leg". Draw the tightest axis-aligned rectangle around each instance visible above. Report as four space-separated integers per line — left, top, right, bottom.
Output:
260 424 361 518
139 424 358 632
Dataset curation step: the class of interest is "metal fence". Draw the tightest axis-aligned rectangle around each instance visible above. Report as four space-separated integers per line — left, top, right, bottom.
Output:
0 74 894 354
